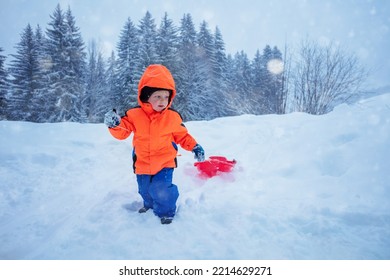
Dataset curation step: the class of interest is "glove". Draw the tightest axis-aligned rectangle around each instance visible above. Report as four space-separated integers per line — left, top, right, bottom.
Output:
104 109 121 128
192 144 205 162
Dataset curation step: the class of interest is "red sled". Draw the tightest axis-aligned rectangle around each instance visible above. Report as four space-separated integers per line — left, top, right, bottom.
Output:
194 156 237 178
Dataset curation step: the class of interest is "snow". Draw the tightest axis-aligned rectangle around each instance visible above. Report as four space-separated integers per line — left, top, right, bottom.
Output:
1 93 389 260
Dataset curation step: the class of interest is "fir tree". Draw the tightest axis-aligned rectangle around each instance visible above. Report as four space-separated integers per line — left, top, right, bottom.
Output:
259 45 284 114
7 24 40 121
251 49 268 114
83 40 98 122
176 13 201 121
62 6 87 121
197 21 214 65
196 21 218 119
224 54 239 116
211 26 232 117
212 27 227 84
156 12 179 74
44 4 67 121
0 48 8 120
231 51 253 114
45 4 86 122
29 25 49 122
270 46 284 114
137 11 159 73
84 40 108 123
115 17 139 113
105 51 119 110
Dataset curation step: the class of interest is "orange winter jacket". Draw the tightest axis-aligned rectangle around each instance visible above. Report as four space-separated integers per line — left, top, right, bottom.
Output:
108 64 198 175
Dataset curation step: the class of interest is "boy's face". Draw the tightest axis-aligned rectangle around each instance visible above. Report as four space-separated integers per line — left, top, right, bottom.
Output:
148 90 170 112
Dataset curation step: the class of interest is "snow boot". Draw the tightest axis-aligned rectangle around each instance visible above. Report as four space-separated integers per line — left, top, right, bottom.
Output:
160 217 173 224
138 206 151 213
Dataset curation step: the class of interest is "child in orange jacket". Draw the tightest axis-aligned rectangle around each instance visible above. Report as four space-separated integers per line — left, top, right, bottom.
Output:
104 64 204 224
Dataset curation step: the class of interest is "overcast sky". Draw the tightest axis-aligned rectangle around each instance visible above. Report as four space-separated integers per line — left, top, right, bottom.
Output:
0 0 389 88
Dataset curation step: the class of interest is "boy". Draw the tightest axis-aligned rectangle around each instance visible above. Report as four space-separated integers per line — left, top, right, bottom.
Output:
104 64 205 224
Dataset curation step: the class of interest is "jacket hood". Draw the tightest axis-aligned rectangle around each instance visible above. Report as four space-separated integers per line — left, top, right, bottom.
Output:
137 64 176 112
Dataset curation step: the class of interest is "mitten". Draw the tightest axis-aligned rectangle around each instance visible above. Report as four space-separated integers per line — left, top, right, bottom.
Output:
192 144 205 162
104 109 121 128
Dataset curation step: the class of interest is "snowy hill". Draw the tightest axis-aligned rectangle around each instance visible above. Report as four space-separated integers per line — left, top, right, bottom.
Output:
1 93 389 260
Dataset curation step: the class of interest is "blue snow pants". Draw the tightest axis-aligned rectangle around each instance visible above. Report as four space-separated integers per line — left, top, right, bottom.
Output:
136 168 179 218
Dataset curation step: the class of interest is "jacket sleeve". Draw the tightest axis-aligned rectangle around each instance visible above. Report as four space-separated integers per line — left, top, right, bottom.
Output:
108 114 134 140
174 126 197 151
172 114 197 151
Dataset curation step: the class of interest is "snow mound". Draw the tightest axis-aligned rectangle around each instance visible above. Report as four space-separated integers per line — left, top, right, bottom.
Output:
1 93 389 260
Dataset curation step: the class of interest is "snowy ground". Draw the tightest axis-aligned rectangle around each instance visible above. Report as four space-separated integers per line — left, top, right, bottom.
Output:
1 93 389 260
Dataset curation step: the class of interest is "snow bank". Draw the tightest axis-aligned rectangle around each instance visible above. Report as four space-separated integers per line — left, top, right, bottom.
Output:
0 93 389 260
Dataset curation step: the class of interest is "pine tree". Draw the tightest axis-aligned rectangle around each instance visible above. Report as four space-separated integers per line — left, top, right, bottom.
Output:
83 40 98 122
195 20 215 119
7 24 40 121
105 51 119 110
0 48 8 120
251 49 268 114
197 21 214 65
137 11 159 74
84 40 108 123
270 46 284 114
249 45 284 114
176 13 202 121
258 45 284 114
29 25 49 122
212 27 227 83
224 54 239 116
259 45 274 113
63 6 87 121
115 17 139 113
231 51 253 114
44 4 67 121
45 4 86 122
156 12 179 74
211 26 232 117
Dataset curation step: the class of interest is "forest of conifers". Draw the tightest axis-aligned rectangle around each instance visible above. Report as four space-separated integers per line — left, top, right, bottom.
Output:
0 4 286 123
0 4 366 123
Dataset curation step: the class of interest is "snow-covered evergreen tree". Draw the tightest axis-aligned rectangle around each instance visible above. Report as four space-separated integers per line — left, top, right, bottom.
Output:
263 46 283 113
0 48 8 120
269 46 284 114
7 24 40 121
63 6 87 121
84 40 109 123
115 17 139 113
223 54 240 115
29 25 49 122
44 4 67 121
45 4 86 122
156 12 179 75
231 51 253 114
195 20 215 119
137 12 158 69
211 26 233 117
251 49 266 114
212 27 227 83
105 51 120 111
197 21 214 66
175 13 202 121
250 45 284 114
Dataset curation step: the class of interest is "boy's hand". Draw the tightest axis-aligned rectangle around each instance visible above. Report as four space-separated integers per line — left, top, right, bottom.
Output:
192 144 205 162
104 109 121 128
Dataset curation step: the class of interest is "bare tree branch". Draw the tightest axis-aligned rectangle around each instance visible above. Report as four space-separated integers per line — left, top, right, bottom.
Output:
289 39 368 115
